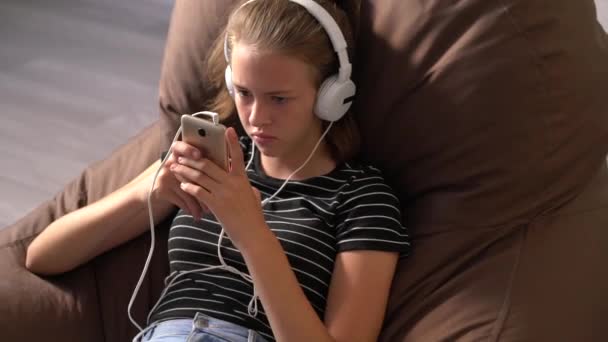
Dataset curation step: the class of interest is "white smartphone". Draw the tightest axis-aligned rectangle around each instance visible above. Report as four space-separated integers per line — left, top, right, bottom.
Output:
180 114 229 171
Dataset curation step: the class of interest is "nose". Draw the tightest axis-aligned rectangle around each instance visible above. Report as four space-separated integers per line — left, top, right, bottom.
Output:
248 99 271 127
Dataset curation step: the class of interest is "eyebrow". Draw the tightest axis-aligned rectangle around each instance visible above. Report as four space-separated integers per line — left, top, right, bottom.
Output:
232 83 293 95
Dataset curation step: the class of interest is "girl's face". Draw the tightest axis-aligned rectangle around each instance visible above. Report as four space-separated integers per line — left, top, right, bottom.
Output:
230 43 325 161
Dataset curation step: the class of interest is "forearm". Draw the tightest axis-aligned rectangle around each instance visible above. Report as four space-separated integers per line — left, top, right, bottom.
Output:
239 227 335 342
26 161 174 275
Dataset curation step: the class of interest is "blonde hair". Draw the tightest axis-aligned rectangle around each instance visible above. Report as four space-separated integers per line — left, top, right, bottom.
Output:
205 0 361 163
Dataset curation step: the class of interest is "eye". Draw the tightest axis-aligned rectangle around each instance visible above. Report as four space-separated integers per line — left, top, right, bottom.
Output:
271 96 287 104
236 89 251 98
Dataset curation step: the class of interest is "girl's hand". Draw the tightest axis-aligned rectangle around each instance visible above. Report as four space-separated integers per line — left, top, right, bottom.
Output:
171 127 267 246
140 140 208 220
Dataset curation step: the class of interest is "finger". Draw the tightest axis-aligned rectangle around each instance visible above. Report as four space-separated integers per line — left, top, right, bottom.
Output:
162 153 180 172
172 169 189 184
155 167 204 219
171 163 220 194
163 187 192 217
160 150 185 173
180 182 214 208
171 172 210 212
226 127 245 174
177 156 226 183
161 165 209 213
171 140 202 160
171 187 202 220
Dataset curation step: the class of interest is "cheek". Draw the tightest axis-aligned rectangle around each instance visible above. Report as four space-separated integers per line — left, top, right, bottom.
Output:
235 102 249 125
290 105 319 131
237 114 252 132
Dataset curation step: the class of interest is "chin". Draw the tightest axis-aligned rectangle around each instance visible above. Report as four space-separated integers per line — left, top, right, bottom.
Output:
255 145 279 157
255 144 281 158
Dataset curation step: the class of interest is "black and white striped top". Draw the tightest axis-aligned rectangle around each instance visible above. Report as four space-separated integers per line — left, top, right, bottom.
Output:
148 137 410 341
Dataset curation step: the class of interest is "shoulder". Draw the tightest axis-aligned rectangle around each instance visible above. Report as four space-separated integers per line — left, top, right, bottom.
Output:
334 160 402 216
342 161 385 178
339 161 397 195
333 160 410 256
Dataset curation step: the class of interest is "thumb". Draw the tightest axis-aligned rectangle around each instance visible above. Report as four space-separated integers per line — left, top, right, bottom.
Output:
226 127 245 174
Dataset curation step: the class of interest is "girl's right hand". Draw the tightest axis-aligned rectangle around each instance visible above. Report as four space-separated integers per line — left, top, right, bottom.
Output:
139 141 208 220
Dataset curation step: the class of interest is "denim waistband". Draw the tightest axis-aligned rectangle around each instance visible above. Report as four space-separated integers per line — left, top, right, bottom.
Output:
134 312 270 342
192 311 254 332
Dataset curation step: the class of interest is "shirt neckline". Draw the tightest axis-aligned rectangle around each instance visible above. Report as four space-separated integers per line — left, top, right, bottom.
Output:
250 145 346 187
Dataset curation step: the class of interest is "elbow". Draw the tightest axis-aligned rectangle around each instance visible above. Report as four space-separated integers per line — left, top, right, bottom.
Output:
25 244 60 276
24 247 40 274
25 245 45 274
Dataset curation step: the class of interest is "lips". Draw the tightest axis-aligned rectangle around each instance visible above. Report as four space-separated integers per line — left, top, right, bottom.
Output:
251 132 277 145
251 132 277 140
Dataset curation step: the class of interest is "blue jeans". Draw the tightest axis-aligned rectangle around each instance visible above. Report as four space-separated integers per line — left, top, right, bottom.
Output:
135 312 270 342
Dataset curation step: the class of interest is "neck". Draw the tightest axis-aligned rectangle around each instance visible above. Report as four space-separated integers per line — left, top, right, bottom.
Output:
259 142 336 180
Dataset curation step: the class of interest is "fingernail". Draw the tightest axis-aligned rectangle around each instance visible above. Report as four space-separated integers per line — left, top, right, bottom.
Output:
180 182 187 189
177 157 184 164
170 164 177 170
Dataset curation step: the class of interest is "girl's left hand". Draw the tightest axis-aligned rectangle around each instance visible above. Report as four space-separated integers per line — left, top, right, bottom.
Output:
170 127 267 246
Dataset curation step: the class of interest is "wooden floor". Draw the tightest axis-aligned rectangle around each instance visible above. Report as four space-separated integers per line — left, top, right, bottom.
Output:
0 0 607 229
0 0 172 228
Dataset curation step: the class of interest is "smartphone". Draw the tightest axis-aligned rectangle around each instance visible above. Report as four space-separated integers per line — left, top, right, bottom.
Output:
180 114 228 171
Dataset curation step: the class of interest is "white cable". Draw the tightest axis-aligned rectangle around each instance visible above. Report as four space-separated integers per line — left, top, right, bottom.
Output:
260 121 334 205
215 121 335 317
127 111 216 332
128 114 334 333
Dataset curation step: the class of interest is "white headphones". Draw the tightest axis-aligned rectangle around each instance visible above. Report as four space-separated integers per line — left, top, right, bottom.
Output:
224 0 356 122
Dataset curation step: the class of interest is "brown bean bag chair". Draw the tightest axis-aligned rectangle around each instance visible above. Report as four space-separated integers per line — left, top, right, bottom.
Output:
2 0 607 341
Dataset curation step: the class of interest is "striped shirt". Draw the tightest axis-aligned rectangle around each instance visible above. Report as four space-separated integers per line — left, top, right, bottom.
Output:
148 137 410 341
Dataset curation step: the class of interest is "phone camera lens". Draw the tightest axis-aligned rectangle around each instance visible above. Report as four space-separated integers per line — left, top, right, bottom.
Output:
198 128 207 137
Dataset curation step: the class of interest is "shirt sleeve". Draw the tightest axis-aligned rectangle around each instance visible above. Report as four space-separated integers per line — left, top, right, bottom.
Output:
334 165 410 257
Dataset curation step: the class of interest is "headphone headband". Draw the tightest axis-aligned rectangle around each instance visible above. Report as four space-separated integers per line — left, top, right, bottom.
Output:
224 0 352 81
224 0 356 122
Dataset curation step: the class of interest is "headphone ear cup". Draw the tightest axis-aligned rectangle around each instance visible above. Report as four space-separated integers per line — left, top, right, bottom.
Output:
314 75 356 122
225 65 235 98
